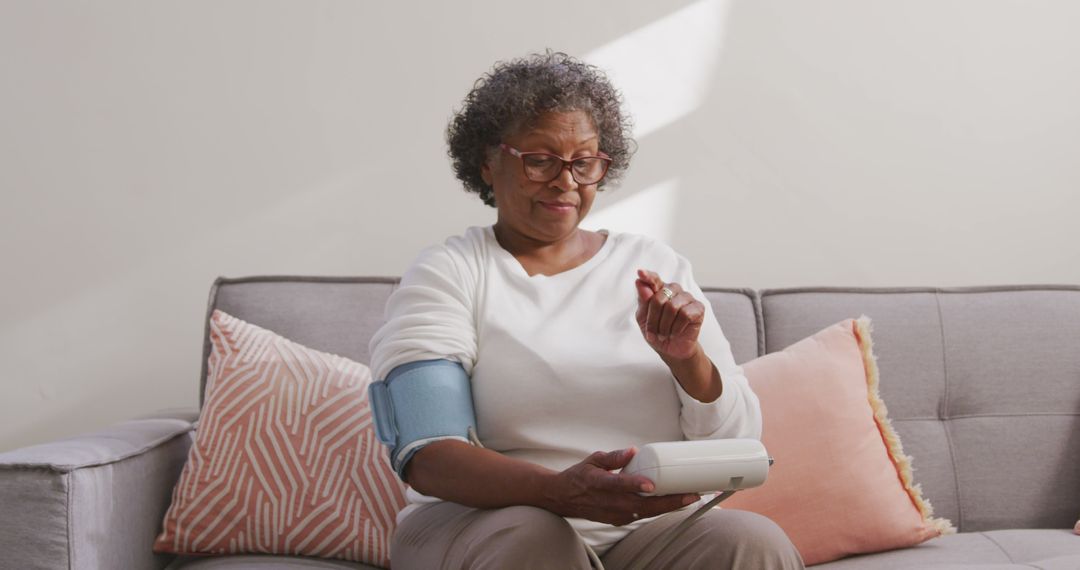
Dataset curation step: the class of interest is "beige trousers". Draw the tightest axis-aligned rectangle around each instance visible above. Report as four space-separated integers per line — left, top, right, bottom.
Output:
390 501 806 569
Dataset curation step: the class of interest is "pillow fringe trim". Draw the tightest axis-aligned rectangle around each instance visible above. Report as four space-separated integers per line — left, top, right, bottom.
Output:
854 315 957 536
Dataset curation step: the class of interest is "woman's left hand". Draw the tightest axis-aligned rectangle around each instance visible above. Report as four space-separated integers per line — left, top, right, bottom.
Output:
634 269 706 361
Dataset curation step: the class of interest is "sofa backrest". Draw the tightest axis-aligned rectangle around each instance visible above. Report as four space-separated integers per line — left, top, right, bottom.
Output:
201 276 398 405
202 277 1080 533
200 277 762 403
761 286 1080 533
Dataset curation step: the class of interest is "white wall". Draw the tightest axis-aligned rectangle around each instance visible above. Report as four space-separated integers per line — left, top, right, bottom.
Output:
2 0 1078 452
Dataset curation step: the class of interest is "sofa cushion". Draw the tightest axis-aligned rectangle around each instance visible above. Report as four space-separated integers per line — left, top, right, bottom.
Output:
166 554 381 569
809 529 1080 569
155 310 406 567
721 316 953 566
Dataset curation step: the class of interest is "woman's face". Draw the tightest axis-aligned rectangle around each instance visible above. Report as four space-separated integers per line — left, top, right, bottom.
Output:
481 110 601 245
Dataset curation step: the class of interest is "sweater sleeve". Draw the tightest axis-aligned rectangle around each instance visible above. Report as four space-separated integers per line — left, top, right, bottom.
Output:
668 254 763 441
368 239 479 382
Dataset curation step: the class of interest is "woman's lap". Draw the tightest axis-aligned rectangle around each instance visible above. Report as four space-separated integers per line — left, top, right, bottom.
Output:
390 502 805 570
601 507 805 570
390 501 593 569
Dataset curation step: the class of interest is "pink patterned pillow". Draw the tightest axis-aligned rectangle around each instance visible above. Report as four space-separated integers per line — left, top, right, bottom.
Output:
153 310 407 566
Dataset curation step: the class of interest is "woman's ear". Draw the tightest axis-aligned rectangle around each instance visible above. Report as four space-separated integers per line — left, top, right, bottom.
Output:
480 160 492 186
480 145 499 186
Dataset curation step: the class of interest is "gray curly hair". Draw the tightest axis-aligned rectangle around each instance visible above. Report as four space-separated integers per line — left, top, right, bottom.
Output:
446 51 636 207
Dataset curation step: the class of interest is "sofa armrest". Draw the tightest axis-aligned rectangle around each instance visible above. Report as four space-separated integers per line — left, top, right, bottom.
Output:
0 410 197 570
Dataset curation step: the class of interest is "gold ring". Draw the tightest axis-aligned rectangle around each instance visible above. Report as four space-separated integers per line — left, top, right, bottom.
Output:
660 287 675 300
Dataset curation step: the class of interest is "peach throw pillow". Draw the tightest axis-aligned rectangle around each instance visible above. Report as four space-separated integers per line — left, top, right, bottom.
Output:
721 316 955 566
153 310 407 566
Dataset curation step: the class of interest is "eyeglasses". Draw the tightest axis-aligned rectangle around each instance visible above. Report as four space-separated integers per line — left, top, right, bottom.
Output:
500 144 612 185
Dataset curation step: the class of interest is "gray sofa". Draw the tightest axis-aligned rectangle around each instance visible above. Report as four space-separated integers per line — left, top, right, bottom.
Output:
2 276 1079 570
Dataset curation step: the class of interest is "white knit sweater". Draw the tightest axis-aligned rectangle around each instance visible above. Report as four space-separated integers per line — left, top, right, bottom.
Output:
369 225 762 555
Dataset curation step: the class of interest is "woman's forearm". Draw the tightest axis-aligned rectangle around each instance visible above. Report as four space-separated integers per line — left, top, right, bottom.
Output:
660 342 723 403
404 439 559 510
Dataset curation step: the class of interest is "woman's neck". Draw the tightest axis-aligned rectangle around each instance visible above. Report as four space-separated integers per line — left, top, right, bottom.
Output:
492 223 600 277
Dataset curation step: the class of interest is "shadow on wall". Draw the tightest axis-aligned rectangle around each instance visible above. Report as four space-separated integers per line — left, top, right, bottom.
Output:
583 0 728 244
585 0 1080 287
585 0 855 282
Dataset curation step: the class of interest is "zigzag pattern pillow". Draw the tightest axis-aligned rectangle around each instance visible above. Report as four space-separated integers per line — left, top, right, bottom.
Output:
153 310 407 566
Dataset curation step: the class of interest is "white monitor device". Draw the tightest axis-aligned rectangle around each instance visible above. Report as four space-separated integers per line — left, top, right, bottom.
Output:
620 438 772 496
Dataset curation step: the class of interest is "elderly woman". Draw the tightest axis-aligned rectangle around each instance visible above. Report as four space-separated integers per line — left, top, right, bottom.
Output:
369 52 804 570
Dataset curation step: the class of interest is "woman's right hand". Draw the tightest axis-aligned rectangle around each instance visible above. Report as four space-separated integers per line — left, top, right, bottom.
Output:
541 447 701 526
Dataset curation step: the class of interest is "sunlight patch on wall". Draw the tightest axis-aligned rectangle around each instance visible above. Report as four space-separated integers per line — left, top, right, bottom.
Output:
583 179 680 243
585 0 729 138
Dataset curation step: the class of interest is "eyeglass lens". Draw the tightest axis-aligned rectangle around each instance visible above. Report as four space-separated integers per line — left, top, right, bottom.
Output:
521 154 608 184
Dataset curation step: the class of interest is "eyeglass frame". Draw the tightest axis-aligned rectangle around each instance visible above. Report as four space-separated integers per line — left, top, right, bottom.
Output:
499 143 613 185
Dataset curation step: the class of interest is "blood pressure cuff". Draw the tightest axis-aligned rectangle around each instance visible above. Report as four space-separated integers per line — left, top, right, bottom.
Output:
368 359 478 481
